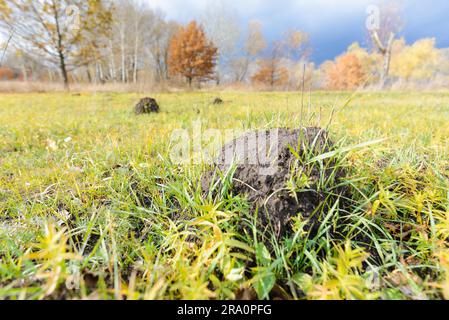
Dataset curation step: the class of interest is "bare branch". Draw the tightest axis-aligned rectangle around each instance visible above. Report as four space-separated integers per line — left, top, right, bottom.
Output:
0 29 14 67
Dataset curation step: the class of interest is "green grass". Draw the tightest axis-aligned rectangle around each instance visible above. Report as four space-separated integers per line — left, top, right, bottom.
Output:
0 91 448 300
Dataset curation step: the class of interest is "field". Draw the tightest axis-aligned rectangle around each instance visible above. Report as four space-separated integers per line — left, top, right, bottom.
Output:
1 91 449 300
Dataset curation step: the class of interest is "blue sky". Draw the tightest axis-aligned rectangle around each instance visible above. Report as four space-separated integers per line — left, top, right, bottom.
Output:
148 0 449 64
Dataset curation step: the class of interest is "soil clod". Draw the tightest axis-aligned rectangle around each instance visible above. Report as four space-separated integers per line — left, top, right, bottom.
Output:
202 127 348 240
135 97 160 115
213 97 224 105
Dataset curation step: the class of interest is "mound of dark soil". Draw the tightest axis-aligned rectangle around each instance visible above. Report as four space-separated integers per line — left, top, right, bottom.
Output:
202 127 348 240
135 97 160 115
213 97 224 105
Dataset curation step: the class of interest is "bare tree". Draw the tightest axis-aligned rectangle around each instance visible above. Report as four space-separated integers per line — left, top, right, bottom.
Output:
252 40 289 89
145 12 179 82
0 0 112 89
112 0 131 83
251 29 310 90
367 1 404 86
283 30 310 61
282 29 311 90
200 0 241 84
231 20 267 83
109 0 169 84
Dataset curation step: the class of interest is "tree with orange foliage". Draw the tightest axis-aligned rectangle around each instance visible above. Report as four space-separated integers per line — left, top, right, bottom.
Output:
168 21 218 86
323 53 366 90
0 67 16 80
252 59 289 88
251 41 289 89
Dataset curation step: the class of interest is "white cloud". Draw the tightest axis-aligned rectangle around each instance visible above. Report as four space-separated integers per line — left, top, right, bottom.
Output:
147 0 211 20
144 0 379 51
146 0 375 22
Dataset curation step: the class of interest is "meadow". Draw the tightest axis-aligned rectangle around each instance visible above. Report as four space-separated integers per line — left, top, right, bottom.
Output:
0 91 448 300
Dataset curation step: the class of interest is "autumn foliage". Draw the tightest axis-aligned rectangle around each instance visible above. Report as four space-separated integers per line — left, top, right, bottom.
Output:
168 21 218 86
324 53 366 90
251 60 289 88
0 67 17 80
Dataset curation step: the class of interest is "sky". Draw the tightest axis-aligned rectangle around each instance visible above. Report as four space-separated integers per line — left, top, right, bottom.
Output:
147 0 449 64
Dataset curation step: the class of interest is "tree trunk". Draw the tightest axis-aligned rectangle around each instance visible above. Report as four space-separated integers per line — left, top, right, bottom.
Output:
51 1 69 90
58 50 69 90
237 57 250 83
155 53 164 82
109 39 116 81
215 71 220 86
72 72 79 84
97 61 105 84
163 49 170 80
372 31 395 88
120 25 126 83
21 63 28 82
86 66 92 83
381 33 395 86
133 20 139 84
48 69 54 82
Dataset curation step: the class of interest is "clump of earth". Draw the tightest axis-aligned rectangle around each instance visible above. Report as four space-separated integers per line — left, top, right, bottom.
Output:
202 127 348 240
135 97 160 115
213 97 224 105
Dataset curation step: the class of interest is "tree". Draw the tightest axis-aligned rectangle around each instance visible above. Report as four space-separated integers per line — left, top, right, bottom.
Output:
0 3 12 67
200 0 240 84
367 1 403 86
283 30 310 61
0 32 13 67
111 0 145 83
290 61 316 90
0 66 18 80
146 15 180 82
168 21 218 86
251 41 289 88
105 0 163 84
252 59 289 88
71 1 179 85
0 0 112 89
0 0 9 19
231 20 267 83
76 1 113 84
323 53 366 90
390 38 441 81
251 30 309 89
347 42 382 85
281 29 310 90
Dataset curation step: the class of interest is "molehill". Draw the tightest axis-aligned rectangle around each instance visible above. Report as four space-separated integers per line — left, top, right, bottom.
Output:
135 97 160 115
202 127 348 240
213 97 224 105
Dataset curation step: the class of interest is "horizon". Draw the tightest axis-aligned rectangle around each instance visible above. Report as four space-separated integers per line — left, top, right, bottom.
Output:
2 1 448 65
147 0 449 64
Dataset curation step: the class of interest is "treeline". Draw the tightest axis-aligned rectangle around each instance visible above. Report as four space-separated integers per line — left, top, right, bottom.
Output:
0 0 448 91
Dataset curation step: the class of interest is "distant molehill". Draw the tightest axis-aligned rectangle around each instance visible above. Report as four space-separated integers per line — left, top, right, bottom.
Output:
213 97 224 105
135 97 160 115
